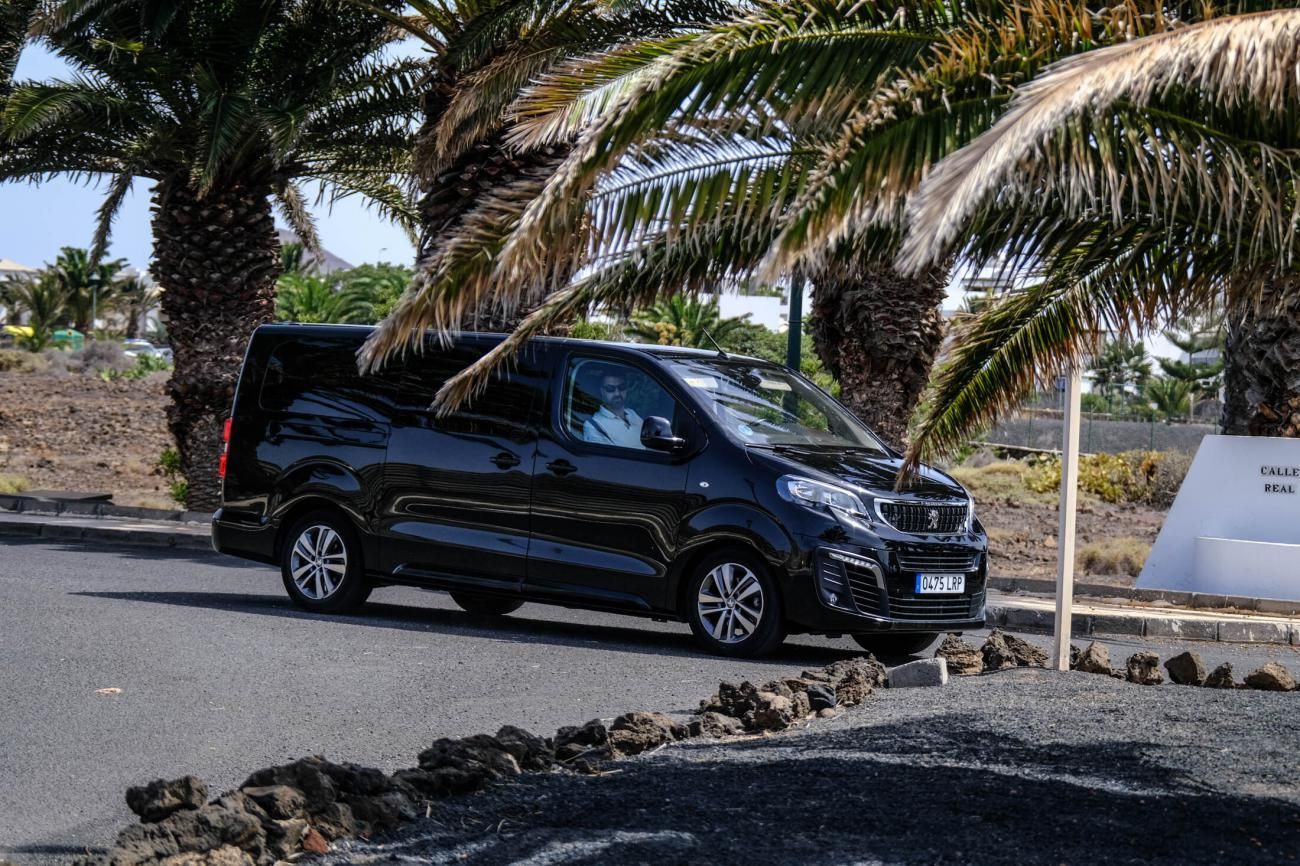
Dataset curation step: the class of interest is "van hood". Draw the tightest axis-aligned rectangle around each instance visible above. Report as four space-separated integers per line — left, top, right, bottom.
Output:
746 444 967 500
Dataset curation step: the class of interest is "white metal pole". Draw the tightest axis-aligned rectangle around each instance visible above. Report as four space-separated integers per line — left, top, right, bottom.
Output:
1052 366 1083 671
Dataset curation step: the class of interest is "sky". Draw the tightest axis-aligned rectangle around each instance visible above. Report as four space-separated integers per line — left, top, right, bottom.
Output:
0 44 418 274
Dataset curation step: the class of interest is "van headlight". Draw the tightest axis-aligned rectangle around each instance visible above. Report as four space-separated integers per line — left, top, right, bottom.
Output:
966 495 977 532
777 475 871 521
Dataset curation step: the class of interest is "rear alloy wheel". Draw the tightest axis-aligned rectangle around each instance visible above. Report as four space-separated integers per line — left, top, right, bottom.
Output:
450 592 524 616
280 511 371 613
685 551 786 658
851 632 940 657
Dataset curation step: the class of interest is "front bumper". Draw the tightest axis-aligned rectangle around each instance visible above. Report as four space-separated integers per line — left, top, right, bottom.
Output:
784 539 987 634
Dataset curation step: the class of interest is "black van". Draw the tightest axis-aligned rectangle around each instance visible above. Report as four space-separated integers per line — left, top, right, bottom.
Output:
214 324 987 657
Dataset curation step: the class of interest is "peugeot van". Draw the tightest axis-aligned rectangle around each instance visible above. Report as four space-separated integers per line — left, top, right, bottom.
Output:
213 324 988 657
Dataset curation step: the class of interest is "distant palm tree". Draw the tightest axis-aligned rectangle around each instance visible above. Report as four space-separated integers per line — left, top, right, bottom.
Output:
628 296 749 348
9 272 68 351
49 247 126 334
1144 379 1192 423
897 6 1300 466
276 275 376 325
1 0 419 508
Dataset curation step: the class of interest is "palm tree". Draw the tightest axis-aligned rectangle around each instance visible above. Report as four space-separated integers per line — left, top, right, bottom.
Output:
276 274 377 324
8 271 68 351
48 247 126 334
896 6 1300 468
115 275 160 340
2 0 419 508
628 295 749 348
1144 378 1192 423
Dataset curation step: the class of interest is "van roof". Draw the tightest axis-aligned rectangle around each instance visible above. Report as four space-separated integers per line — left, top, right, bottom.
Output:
255 322 779 366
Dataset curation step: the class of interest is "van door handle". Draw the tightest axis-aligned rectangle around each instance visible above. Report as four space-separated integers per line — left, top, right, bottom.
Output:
491 452 521 470
545 459 577 476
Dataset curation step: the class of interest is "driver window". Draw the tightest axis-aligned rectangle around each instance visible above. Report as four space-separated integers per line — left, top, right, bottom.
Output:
564 358 679 450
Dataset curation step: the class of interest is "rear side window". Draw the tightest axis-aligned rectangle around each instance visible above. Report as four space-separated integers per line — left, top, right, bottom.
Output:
386 343 543 443
259 338 388 420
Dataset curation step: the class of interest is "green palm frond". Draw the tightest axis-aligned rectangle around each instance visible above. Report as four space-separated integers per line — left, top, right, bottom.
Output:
902 219 1234 471
495 0 938 286
90 170 135 261
899 8 1300 275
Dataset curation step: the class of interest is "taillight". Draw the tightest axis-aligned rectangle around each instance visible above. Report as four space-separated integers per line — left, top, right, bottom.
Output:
219 417 232 479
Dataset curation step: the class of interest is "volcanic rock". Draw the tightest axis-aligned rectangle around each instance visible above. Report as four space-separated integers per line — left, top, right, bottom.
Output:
608 711 684 756
1072 642 1116 677
935 635 984 676
1244 662 1297 692
1125 651 1164 685
686 711 745 738
125 777 209 823
981 630 1048 671
1204 663 1239 689
1164 651 1208 686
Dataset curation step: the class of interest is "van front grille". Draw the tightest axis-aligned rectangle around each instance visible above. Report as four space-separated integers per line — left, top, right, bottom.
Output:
887 592 984 622
878 501 968 535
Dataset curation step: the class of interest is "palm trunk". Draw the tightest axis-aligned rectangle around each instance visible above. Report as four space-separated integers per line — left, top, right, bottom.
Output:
416 102 568 331
151 178 279 510
1221 274 1300 436
808 261 947 450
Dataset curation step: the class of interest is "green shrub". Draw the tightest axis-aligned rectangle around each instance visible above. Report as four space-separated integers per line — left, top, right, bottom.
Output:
1024 450 1192 505
0 474 27 494
157 447 187 506
99 353 173 381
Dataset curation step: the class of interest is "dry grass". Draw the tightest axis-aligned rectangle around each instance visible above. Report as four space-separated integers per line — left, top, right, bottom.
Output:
0 474 28 494
949 461 1060 505
1077 537 1150 577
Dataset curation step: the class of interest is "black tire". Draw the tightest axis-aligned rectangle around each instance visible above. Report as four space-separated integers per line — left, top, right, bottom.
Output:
280 510 372 614
851 631 940 657
683 549 786 658
450 592 524 616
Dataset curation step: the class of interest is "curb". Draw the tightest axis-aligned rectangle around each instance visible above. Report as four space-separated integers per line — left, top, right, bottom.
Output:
0 493 209 524
0 513 213 552
989 575 1300 617
985 601 1300 647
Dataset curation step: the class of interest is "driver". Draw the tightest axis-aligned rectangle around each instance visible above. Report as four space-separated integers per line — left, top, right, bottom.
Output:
583 367 645 449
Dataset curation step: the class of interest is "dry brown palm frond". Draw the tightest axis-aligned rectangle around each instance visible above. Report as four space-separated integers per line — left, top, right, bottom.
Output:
898 7 1300 274
357 157 569 375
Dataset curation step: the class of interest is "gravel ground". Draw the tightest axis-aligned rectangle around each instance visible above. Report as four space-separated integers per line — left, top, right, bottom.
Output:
323 669 1300 866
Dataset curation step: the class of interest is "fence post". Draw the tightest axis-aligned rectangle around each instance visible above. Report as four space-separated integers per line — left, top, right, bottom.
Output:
1053 367 1083 672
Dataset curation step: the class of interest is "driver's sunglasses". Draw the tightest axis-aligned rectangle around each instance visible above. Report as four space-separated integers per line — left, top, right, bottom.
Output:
601 383 627 394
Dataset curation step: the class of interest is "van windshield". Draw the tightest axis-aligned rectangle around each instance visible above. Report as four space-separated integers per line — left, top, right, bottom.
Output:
666 358 887 453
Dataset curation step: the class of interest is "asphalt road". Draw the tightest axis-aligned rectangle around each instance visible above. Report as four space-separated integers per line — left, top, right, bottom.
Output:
2 539 1298 863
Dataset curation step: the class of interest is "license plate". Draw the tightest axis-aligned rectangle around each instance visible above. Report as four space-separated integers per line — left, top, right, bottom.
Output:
916 573 966 594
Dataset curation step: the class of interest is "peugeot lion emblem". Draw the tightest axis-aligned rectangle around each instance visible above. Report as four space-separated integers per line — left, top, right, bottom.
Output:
927 508 941 530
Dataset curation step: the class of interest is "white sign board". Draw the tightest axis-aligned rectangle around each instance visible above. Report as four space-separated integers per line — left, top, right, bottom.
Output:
1138 435 1300 600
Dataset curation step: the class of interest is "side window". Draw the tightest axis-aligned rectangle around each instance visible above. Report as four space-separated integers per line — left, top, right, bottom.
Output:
385 343 541 443
259 338 386 420
563 357 680 451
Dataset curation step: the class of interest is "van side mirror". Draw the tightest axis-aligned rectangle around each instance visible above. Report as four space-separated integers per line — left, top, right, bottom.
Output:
641 416 686 453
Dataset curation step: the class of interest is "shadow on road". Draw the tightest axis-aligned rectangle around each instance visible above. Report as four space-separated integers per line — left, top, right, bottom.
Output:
4 536 263 568
326 718 1300 865
71 590 859 666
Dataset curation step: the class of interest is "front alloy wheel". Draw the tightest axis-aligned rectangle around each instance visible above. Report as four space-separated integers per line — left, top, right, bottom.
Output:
280 510 371 613
685 551 786 657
